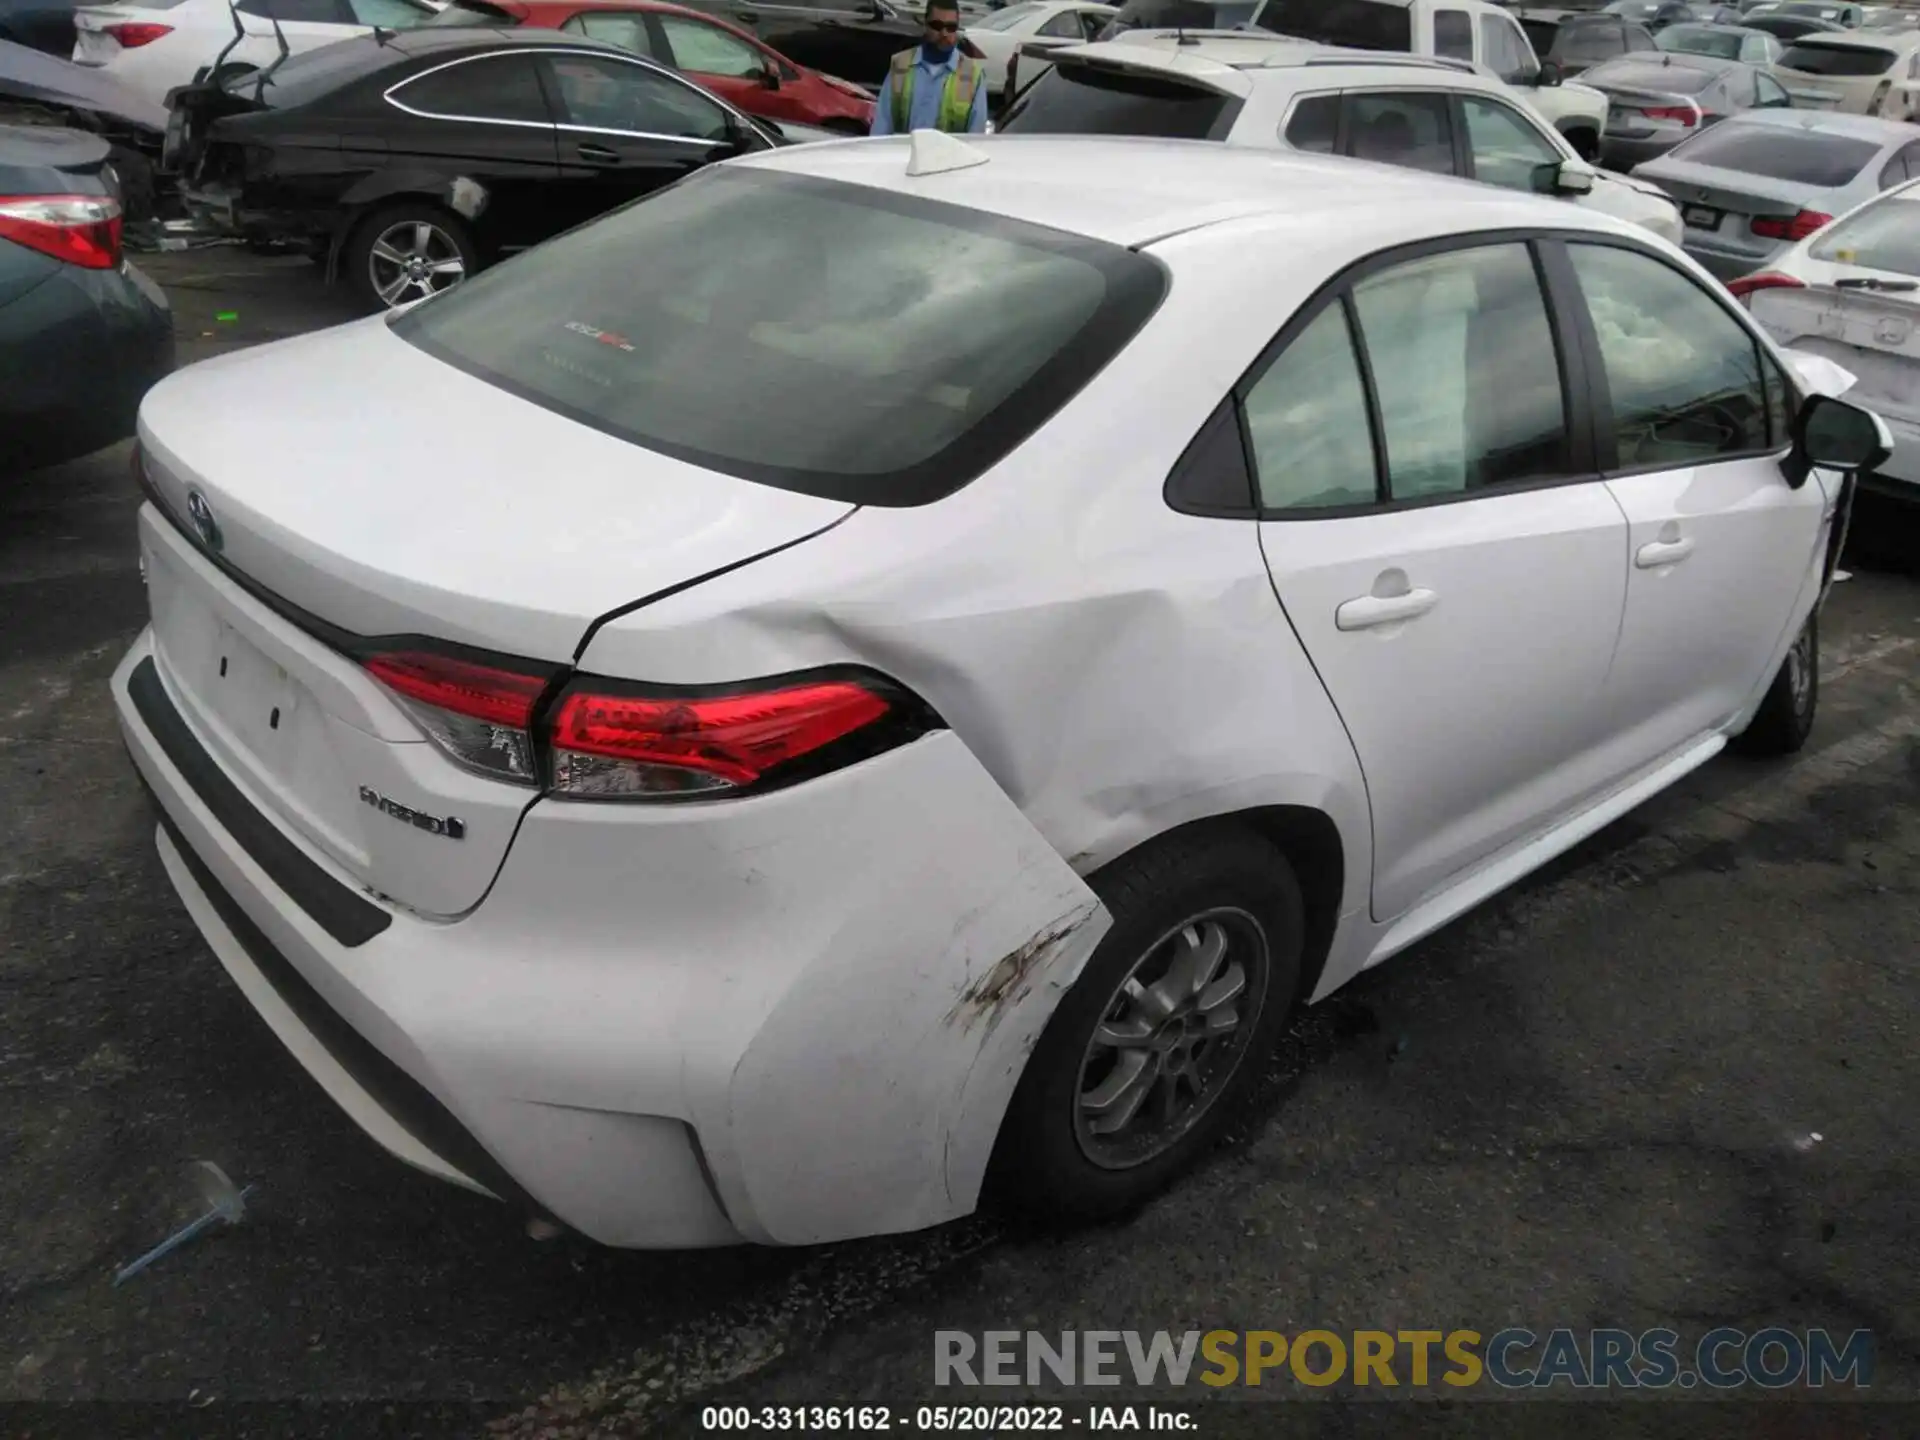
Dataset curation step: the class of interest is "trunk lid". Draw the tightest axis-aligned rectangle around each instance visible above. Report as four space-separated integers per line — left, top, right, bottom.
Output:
136 316 853 917
1751 280 1920 423
1632 155 1819 260
70 8 141 67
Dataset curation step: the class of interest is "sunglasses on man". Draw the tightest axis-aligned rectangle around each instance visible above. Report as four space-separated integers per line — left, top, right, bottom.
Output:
926 17 960 31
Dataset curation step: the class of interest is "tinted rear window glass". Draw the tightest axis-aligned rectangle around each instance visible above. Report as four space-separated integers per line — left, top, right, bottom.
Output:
1252 0 1414 49
390 168 1168 507
1556 22 1626 58
1000 62 1234 138
1809 191 1920 273
1671 122 1882 183
1520 18 1559 49
1098 0 1261 34
1778 41 1897 72
1659 24 1744 58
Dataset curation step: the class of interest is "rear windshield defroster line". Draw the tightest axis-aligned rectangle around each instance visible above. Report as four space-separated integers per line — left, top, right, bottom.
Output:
390 167 1170 509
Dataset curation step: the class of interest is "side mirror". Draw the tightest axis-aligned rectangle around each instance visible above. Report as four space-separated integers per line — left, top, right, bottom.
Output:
1536 59 1564 86
1789 395 1891 486
1546 157 1597 194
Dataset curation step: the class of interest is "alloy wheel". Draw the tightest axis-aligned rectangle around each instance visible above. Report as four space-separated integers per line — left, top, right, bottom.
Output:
368 220 466 308
1073 907 1269 1171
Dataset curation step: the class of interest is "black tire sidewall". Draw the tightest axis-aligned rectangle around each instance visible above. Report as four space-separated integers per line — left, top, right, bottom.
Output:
990 828 1304 1222
344 202 478 313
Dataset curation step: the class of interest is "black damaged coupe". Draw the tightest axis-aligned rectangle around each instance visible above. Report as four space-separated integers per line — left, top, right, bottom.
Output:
167 27 817 309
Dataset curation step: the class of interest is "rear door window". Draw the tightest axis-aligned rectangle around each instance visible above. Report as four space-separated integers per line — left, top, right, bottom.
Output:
999 62 1237 138
562 12 662 58
389 168 1168 506
656 15 766 76
542 52 732 139
1342 91 1459 176
1435 9 1475 59
1668 122 1881 185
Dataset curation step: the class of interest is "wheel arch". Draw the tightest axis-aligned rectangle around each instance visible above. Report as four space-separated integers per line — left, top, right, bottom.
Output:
1556 119 1600 161
1084 803 1348 1008
325 179 490 284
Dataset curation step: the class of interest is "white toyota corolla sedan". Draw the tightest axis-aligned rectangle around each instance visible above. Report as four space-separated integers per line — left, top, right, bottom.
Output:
114 130 1889 1249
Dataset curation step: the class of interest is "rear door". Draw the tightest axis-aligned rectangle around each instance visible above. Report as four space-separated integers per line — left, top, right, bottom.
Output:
380 51 561 252
1252 238 1630 921
1562 239 1826 755
538 50 735 231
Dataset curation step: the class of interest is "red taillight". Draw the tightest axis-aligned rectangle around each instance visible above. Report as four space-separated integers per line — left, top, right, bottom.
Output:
1750 210 1832 242
365 647 935 798
363 650 551 784
0 194 122 269
549 680 894 798
104 21 173 46
1725 271 1807 302
1641 105 1699 126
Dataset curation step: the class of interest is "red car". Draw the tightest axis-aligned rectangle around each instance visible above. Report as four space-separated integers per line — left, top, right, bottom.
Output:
426 0 876 133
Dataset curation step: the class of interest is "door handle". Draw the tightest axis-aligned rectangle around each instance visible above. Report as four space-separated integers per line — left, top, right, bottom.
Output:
1635 536 1695 568
1335 587 1439 632
576 143 621 163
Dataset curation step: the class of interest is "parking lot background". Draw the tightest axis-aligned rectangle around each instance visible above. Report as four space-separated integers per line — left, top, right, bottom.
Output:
0 251 1915 1435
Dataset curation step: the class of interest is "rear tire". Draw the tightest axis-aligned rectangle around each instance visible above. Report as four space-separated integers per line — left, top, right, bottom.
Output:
1731 610 1817 757
342 201 479 312
987 826 1304 1225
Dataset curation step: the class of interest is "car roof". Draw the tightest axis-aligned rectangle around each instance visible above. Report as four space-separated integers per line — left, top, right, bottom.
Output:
732 133 1606 248
1061 31 1488 95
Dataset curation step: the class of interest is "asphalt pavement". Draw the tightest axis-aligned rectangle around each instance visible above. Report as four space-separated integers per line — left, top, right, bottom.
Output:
1 251 1917 1439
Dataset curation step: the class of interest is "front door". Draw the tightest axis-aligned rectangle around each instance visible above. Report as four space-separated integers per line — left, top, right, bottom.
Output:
1560 240 1828 756
538 51 736 234
1250 240 1629 920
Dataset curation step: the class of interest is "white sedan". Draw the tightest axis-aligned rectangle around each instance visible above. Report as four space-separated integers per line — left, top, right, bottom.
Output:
71 0 435 110
964 0 1115 96
1735 175 1920 507
115 131 1886 1248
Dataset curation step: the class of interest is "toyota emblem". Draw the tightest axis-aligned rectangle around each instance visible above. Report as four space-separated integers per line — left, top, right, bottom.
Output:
185 488 223 553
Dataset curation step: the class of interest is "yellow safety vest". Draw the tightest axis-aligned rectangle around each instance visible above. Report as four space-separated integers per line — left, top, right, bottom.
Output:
889 49 981 133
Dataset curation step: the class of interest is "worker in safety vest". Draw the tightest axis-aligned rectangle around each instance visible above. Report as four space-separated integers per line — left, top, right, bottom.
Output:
869 0 988 136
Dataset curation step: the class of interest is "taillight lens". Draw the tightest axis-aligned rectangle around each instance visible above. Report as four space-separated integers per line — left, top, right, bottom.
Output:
1641 105 1699 126
104 21 173 45
549 678 898 798
1725 271 1807 302
364 648 938 799
0 194 122 269
363 650 552 784
1750 210 1832 242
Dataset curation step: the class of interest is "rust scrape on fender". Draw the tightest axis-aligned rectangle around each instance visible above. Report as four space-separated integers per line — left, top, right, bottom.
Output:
944 902 1100 1037
447 176 489 221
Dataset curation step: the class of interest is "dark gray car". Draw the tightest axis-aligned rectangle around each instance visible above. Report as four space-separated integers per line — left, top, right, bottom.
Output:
0 125 171 472
1584 50 1792 166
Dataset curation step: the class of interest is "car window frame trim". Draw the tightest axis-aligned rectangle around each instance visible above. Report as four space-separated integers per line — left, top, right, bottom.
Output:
1168 226 1603 522
1550 230 1795 478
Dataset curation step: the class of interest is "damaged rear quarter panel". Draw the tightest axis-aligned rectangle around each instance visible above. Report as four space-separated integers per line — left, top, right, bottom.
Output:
720 734 1110 1245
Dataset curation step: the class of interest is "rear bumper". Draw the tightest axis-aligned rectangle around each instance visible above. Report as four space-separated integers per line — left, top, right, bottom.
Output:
113 624 1109 1249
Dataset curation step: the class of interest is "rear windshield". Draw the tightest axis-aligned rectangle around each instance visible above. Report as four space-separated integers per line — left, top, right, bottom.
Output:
1000 61 1237 137
1778 40 1897 72
1251 0 1414 49
1670 122 1882 183
1097 0 1261 36
390 168 1167 507
1749 15 1838 34
1809 190 1920 272
1659 24 1745 57
1554 22 1627 58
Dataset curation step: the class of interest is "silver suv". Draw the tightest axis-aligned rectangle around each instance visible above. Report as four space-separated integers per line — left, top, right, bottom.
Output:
1000 33 1685 243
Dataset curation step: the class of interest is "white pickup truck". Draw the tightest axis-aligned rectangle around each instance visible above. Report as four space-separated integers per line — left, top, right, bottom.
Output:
1094 0 1612 157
